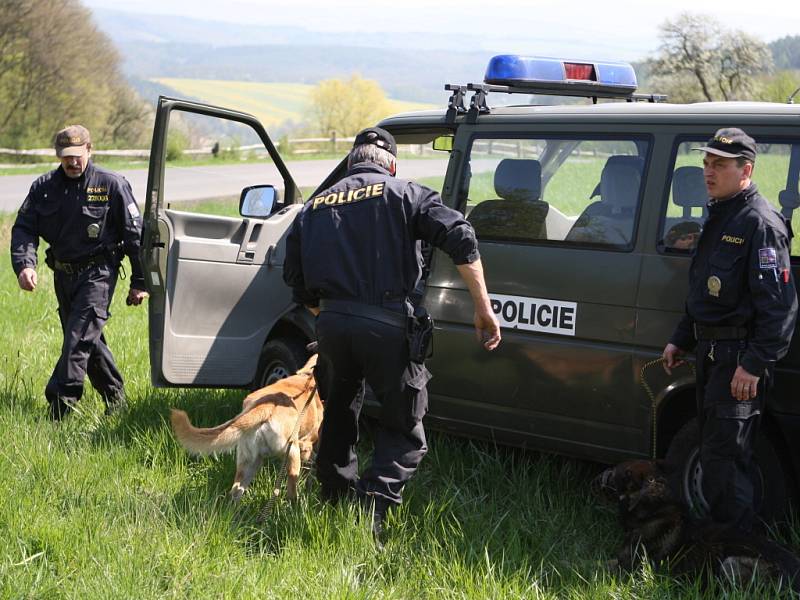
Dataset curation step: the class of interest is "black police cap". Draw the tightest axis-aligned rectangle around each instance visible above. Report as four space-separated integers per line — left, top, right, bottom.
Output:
694 127 757 162
353 127 397 156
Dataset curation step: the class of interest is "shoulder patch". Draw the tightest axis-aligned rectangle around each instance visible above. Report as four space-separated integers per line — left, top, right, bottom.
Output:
758 247 777 270
127 202 140 218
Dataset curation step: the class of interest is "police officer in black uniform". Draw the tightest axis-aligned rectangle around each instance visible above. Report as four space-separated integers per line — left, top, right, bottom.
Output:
284 127 501 540
663 128 798 532
11 125 148 420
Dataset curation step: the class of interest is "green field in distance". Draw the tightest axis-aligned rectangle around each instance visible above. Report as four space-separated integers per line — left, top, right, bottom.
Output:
154 78 436 128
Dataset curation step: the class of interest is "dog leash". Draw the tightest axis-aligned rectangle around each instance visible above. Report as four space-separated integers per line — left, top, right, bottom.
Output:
639 357 695 459
259 378 318 523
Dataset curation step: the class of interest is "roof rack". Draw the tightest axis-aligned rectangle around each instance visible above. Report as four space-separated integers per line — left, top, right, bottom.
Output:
445 54 667 122
445 82 668 122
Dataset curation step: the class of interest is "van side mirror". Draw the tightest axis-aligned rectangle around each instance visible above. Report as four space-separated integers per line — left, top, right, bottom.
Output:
432 135 454 152
240 185 278 218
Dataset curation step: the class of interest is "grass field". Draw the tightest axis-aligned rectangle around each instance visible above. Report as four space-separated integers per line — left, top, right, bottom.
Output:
154 79 435 129
2 210 798 598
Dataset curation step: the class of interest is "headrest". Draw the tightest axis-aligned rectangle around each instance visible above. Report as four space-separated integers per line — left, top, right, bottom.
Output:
672 166 707 208
494 159 541 202
600 155 643 210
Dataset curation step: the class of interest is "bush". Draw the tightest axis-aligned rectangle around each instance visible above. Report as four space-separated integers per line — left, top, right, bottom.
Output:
165 130 188 161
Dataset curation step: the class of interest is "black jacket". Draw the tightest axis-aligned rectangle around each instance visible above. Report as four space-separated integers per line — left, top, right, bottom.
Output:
10 162 145 289
284 162 479 307
670 183 798 375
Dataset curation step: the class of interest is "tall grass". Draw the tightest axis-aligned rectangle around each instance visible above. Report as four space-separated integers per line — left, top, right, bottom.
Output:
0 213 795 598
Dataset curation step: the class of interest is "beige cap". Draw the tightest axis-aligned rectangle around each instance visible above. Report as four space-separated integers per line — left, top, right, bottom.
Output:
54 125 91 157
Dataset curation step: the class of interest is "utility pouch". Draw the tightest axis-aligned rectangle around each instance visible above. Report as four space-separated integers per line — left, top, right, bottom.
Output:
408 307 434 363
44 247 55 270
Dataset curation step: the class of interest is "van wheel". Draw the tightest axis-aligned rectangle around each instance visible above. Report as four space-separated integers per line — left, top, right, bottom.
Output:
254 338 309 390
665 417 792 522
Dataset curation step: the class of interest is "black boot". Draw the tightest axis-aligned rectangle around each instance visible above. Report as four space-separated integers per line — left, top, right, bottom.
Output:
360 495 391 550
102 389 127 416
49 397 75 421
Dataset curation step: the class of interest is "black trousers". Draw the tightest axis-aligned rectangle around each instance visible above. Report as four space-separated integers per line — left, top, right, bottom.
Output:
45 264 123 407
695 339 764 532
314 311 430 507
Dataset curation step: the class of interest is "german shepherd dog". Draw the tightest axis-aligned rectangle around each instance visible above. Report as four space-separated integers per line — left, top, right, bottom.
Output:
592 459 800 592
170 353 323 502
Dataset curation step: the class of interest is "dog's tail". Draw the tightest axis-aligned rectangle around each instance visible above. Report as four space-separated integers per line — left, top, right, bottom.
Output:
170 404 274 455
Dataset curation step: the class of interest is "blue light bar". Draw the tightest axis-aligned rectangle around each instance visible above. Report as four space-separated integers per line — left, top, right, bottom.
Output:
484 55 637 95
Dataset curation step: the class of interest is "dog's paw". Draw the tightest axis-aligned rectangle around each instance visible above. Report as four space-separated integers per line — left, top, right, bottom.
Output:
230 484 246 502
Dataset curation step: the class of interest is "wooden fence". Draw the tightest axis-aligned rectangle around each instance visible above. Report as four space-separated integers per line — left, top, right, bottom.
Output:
0 134 440 160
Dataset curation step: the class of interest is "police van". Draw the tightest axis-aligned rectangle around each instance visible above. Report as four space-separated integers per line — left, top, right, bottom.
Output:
142 55 800 520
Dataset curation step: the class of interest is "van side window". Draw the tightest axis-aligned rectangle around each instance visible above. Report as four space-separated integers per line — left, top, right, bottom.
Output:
662 140 800 257
464 137 648 249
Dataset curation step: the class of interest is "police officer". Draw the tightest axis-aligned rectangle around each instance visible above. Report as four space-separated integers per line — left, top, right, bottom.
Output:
663 128 798 532
284 127 500 540
10 125 148 420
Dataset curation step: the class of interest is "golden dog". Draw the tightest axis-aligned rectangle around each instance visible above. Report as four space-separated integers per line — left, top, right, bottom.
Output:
170 354 322 501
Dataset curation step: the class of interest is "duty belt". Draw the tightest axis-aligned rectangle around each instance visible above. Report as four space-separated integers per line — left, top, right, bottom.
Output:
53 255 108 275
693 324 748 341
318 299 408 328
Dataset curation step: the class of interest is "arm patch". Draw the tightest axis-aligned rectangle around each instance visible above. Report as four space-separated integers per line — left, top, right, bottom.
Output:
758 247 777 270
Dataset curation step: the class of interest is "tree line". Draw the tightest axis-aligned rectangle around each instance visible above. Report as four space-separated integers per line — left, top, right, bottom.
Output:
0 0 150 150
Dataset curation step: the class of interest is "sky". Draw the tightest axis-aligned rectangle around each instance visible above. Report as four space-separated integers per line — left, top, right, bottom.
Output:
85 0 800 61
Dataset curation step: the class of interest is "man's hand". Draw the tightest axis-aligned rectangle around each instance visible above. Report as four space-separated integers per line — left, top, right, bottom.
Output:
17 268 37 291
475 308 501 351
662 343 686 375
731 365 760 401
126 288 148 306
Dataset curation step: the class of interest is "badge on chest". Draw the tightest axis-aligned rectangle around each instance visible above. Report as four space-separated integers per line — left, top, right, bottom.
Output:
707 275 722 297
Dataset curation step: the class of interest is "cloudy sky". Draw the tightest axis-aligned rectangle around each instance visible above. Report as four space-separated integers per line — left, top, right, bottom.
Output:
86 0 799 61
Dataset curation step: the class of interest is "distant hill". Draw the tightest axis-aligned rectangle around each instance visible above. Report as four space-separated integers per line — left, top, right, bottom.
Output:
152 78 435 128
93 8 799 109
92 8 474 52
119 41 488 105
90 8 501 104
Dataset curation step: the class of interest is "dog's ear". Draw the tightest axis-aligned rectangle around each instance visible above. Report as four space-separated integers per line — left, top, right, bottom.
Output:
305 341 319 354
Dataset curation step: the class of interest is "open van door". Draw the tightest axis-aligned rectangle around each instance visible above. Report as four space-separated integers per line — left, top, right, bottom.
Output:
142 96 303 387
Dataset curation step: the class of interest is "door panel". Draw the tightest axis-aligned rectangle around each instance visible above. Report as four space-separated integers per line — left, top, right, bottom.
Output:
426 247 644 457
156 206 301 385
144 96 301 387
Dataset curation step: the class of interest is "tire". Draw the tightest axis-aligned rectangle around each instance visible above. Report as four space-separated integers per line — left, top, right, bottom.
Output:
253 338 309 390
665 417 792 523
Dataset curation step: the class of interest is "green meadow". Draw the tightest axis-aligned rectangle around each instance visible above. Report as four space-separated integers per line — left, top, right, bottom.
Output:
1 207 798 598
154 79 435 128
